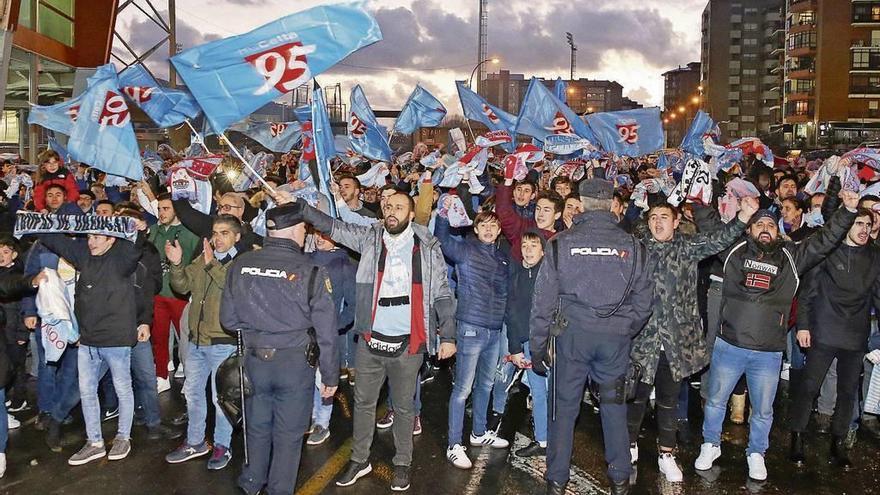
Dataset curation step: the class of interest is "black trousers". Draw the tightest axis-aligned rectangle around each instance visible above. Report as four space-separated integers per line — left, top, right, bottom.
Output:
627 352 681 449
790 342 863 437
238 347 314 495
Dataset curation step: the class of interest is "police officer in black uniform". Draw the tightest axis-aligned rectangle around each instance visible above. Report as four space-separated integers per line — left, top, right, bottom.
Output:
220 202 338 495
530 175 654 495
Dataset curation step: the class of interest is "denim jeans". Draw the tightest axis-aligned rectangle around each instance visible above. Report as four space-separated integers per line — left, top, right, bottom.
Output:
701 338 782 455
312 369 332 428
338 329 355 369
523 342 548 443
787 328 806 370
447 321 501 446
36 328 80 421
184 343 236 448
79 345 133 443
100 341 162 428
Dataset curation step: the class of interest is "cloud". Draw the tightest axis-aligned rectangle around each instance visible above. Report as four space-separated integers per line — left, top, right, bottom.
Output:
625 87 653 106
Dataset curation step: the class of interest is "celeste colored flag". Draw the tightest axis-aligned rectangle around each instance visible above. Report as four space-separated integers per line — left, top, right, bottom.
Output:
349 85 392 161
48 136 71 163
553 77 567 104
293 105 311 122
514 77 598 144
311 81 337 216
238 120 302 152
66 64 143 180
680 110 715 156
117 63 201 128
456 81 516 139
392 85 447 135
171 2 382 133
28 92 85 135
585 107 664 157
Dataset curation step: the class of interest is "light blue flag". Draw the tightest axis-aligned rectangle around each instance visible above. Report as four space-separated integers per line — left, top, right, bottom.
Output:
311 81 337 216
293 105 311 122
117 63 201 128
679 110 715 156
66 64 143 180
238 120 302 152
456 81 516 133
28 93 84 135
514 77 598 144
392 85 447 135
349 85 392 161
48 136 71 163
171 3 382 133
553 77 567 104
585 107 665 157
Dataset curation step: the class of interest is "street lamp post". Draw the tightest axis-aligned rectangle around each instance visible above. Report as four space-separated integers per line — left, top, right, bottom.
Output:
469 57 500 90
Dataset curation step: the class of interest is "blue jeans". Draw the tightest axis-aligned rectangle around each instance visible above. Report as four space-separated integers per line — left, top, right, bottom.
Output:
702 338 782 455
100 341 162 428
79 345 134 443
524 342 548 443
36 329 80 421
787 328 806 370
312 369 332 428
339 330 355 369
185 343 236 448
447 321 501 446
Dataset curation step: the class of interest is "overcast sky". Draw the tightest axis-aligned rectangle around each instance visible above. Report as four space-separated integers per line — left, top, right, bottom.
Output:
113 0 705 113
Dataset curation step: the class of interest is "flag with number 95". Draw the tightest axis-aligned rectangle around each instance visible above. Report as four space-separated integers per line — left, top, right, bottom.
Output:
171 2 382 133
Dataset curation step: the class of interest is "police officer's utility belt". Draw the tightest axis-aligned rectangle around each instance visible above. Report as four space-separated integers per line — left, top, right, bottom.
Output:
366 331 409 358
378 296 410 307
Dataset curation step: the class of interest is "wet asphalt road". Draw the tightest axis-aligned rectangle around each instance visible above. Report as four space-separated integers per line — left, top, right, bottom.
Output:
1 367 879 495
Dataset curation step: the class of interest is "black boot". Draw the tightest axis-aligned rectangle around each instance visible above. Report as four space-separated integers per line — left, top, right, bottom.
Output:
46 418 62 453
487 411 501 432
831 436 853 470
609 478 630 495
546 480 567 495
789 432 805 466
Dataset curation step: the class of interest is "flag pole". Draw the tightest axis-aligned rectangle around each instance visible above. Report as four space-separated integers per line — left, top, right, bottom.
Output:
183 119 210 154
464 119 476 141
310 81 339 217
220 133 276 194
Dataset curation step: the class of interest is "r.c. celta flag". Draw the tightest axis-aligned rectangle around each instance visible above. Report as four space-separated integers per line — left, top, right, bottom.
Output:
514 77 598 144
349 85 392 162
171 2 382 133
456 81 516 140
117 63 201 128
28 92 84 136
392 85 447 135
310 81 337 216
66 64 143 181
585 107 664 157
238 120 302 152
679 110 715 157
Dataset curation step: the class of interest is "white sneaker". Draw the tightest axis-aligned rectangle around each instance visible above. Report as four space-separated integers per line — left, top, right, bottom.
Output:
469 430 509 449
694 442 721 471
7 414 20 430
747 452 767 481
0 452 5 478
658 452 684 482
167 360 175 372
447 444 472 469
630 443 639 464
156 377 171 394
174 364 185 379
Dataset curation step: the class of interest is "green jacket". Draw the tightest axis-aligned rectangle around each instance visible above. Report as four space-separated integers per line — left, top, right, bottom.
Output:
149 223 200 298
169 256 235 346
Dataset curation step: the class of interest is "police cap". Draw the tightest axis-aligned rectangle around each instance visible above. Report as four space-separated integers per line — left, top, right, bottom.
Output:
266 202 305 230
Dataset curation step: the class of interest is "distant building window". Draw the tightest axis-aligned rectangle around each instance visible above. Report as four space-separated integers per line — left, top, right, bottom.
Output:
744 38 758 46
19 0 75 46
744 23 758 31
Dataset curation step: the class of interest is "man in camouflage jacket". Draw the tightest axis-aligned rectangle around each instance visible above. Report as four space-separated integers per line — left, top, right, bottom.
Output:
626 197 757 483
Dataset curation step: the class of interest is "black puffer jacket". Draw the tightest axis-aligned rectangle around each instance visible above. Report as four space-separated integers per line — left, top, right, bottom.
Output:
718 208 856 352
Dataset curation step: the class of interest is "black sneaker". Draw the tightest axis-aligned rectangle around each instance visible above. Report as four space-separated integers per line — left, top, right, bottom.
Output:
46 418 62 452
33 412 51 431
102 408 119 423
335 460 372 487
515 441 546 458
147 424 183 441
487 411 502 432
391 465 410 491
170 412 188 427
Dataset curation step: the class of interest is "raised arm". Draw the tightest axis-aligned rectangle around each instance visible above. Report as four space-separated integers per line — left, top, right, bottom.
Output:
433 214 467 264
301 202 373 254
794 191 858 274
36 234 88 269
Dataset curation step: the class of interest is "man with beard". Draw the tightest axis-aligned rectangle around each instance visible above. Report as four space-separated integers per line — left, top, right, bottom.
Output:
695 191 859 481
790 208 880 470
298 191 457 492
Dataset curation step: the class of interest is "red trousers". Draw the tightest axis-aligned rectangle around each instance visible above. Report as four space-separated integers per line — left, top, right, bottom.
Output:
152 295 188 379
